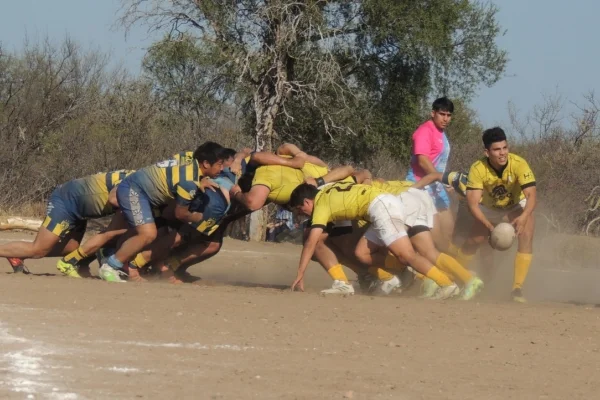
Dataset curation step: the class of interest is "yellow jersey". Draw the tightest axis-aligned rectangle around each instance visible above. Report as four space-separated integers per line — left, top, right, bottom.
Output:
252 162 329 205
467 153 536 209
310 182 384 229
371 180 412 195
57 170 134 219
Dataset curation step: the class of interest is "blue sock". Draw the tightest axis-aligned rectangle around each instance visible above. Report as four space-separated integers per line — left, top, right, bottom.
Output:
107 255 124 270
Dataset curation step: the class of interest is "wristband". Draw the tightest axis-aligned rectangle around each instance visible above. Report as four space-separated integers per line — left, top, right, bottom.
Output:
315 177 326 187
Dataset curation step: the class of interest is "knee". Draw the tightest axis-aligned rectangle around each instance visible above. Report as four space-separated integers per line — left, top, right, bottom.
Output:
30 246 51 259
353 247 370 265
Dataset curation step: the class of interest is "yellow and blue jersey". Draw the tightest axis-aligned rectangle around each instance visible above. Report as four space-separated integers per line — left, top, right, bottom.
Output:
188 173 235 236
155 151 194 167
130 159 204 207
42 170 133 237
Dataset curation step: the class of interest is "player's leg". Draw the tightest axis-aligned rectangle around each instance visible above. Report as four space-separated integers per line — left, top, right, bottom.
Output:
100 180 157 282
366 194 458 298
0 190 74 265
430 189 454 252
409 228 483 300
57 212 128 278
508 206 534 302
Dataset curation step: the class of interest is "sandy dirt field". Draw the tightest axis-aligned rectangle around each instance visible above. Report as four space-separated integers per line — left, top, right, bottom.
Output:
1 230 600 400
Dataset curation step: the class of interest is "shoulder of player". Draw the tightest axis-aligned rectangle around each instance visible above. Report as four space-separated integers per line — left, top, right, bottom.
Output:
507 153 530 165
468 157 488 171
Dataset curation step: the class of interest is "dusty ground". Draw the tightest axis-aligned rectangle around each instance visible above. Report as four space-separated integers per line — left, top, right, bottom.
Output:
1 231 600 400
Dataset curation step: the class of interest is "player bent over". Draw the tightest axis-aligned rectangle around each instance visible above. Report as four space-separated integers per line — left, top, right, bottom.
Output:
0 170 133 276
462 127 536 303
354 187 483 300
289 182 461 299
98 142 226 282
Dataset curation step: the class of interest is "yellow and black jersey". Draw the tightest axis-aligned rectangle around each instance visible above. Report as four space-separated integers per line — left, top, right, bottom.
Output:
311 182 385 229
467 153 535 209
371 180 412 195
251 162 329 205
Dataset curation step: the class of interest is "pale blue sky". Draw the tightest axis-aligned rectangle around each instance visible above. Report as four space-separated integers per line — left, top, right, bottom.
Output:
0 0 594 127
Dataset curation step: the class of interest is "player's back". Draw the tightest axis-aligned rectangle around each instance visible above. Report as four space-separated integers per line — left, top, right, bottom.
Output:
311 182 385 226
252 161 328 205
59 170 133 219
371 180 412 195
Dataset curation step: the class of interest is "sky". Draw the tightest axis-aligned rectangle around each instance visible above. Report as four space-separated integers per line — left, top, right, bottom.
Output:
0 0 595 128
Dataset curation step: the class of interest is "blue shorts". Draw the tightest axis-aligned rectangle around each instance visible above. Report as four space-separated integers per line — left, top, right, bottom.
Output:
41 187 87 237
117 178 156 227
425 183 451 211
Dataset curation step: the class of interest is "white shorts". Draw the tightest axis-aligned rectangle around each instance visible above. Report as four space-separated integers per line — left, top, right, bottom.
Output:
480 199 526 225
397 188 437 229
364 194 408 247
364 189 437 247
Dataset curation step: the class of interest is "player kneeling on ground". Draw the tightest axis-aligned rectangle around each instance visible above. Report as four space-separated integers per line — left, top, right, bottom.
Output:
288 182 460 299
462 127 537 303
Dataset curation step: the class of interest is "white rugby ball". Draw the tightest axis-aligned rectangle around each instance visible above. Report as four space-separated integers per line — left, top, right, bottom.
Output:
490 222 516 251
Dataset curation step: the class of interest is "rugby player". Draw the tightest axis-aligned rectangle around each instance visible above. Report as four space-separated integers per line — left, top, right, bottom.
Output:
288 182 463 299
460 127 536 303
0 170 133 275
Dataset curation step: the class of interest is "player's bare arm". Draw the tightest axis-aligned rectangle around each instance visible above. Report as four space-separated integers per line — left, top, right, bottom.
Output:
291 226 324 292
250 151 306 170
305 165 355 187
411 171 443 189
512 186 537 235
353 169 372 184
229 148 253 176
466 188 494 232
416 154 438 174
277 143 327 167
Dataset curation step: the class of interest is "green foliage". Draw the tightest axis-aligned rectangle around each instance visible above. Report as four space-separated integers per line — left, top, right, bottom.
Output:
127 0 507 162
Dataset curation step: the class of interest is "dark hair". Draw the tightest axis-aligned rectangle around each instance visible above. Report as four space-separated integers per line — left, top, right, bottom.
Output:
289 183 319 208
193 141 225 164
482 127 507 149
432 97 454 113
220 148 237 160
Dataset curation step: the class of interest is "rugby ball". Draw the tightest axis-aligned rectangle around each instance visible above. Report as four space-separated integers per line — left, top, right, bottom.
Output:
490 222 516 251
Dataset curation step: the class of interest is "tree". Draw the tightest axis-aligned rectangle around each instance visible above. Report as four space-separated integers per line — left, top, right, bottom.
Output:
119 0 507 156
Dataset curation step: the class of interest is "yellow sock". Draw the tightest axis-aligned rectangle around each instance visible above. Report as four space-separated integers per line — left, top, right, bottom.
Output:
436 253 473 284
131 253 148 269
446 242 461 258
327 264 349 283
414 272 425 280
367 266 395 281
62 248 88 266
513 252 532 289
455 248 475 269
384 253 406 271
425 267 453 286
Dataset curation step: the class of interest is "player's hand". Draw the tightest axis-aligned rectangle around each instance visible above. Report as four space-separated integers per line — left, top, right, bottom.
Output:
511 215 528 235
289 152 307 169
230 160 243 177
199 177 219 192
304 177 317 187
291 276 305 292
